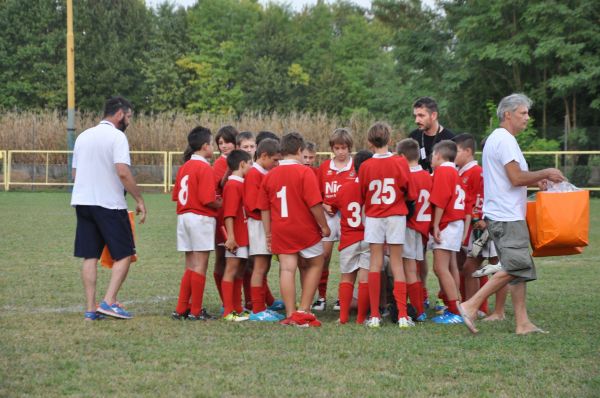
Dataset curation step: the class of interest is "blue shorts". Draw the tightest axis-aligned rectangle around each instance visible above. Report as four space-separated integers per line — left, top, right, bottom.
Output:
74 205 135 261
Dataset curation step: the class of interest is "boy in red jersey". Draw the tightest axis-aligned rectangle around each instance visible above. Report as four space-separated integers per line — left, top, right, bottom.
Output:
429 140 466 324
359 122 417 329
257 132 331 327
331 150 373 324
397 138 432 322
302 141 320 176
171 127 222 321
313 128 356 312
237 131 257 158
221 150 253 321
244 139 285 322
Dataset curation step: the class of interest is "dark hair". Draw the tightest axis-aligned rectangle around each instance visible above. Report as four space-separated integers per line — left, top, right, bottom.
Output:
226 149 252 171
280 132 305 156
396 138 420 162
103 96 133 117
256 130 280 145
215 125 238 152
256 138 280 158
433 140 457 162
329 128 353 150
354 150 373 173
304 141 317 153
183 126 212 161
453 133 476 153
412 96 438 115
236 131 255 146
367 122 391 148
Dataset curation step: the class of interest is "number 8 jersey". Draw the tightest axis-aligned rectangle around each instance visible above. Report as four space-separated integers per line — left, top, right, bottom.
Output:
429 162 466 230
172 154 218 217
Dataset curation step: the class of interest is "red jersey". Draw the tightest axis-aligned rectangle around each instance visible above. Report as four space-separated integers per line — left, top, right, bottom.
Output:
222 176 249 247
243 163 268 221
318 158 357 206
332 178 364 251
172 155 218 217
213 155 228 194
407 165 433 238
430 162 466 230
458 161 483 219
358 153 416 218
257 159 323 254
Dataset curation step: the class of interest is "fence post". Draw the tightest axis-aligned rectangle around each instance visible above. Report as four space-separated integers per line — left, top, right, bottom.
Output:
163 151 168 193
6 151 11 191
1 151 6 191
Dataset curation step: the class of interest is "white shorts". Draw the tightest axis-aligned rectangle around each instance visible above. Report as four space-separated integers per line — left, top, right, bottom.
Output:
177 213 216 252
339 240 370 274
247 218 271 256
364 215 406 244
300 241 324 259
225 246 249 259
466 229 498 258
431 220 464 252
403 227 424 261
322 212 341 242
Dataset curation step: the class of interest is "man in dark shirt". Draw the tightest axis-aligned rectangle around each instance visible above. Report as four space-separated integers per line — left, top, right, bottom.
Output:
408 97 454 172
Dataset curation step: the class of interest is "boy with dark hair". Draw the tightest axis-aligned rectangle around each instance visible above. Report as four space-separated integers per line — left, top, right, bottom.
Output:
257 132 330 327
256 130 280 145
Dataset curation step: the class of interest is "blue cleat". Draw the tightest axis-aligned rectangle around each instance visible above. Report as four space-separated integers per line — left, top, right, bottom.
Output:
416 313 427 322
267 309 285 320
267 299 285 312
424 298 430 310
249 310 281 322
84 311 105 321
97 301 132 319
432 311 464 324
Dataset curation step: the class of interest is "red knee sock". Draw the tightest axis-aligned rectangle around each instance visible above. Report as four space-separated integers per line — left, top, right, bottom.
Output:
407 282 424 316
447 300 459 315
221 280 234 316
393 281 408 319
338 282 353 324
479 275 489 314
234 278 244 313
263 276 275 306
189 271 206 317
357 282 369 324
318 269 329 299
214 272 224 303
251 285 266 314
175 269 192 314
368 272 381 318
243 271 253 310
439 290 449 307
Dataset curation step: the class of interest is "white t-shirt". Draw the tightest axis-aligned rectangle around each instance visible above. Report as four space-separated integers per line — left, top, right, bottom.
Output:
70 120 131 209
482 127 528 221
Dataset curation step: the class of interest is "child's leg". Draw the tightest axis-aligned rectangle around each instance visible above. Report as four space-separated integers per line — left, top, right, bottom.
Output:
213 245 225 303
457 250 466 300
318 241 334 300
485 284 508 321
187 251 210 316
356 269 369 324
433 249 460 315
450 252 461 299
463 256 483 301
251 255 270 314
389 244 407 320
368 244 384 318
299 254 324 313
234 261 245 313
243 258 253 310
279 253 300 317
418 249 429 304
222 257 241 316
175 267 192 315
339 272 357 324
404 258 424 316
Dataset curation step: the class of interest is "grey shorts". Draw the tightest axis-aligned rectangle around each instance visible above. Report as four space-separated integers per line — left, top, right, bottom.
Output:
487 220 536 284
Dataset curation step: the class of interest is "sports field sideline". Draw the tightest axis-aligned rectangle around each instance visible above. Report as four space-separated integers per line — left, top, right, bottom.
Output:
1 192 599 397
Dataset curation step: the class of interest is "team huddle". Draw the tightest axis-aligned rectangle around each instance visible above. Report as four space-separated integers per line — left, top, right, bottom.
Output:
170 121 502 328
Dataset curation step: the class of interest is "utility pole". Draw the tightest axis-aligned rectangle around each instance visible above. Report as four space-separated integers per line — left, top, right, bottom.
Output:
67 0 76 182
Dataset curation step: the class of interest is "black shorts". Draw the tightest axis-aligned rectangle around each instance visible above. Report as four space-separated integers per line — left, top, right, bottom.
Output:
74 205 135 261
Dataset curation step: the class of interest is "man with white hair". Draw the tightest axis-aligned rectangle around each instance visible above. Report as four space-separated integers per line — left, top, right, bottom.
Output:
458 93 564 335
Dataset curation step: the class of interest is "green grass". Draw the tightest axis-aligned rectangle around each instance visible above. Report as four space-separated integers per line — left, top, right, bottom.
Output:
1 192 599 397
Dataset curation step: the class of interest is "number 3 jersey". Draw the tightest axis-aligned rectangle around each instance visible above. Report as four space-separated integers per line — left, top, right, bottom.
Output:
407 165 433 239
257 159 323 254
331 178 364 251
172 154 218 217
430 162 465 230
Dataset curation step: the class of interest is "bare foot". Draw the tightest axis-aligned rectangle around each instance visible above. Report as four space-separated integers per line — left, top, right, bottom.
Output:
516 323 549 335
458 302 479 334
483 313 505 322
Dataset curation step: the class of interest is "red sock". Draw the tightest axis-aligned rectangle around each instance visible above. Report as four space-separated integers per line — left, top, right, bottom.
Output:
447 299 459 315
189 271 206 316
459 272 466 301
357 282 369 324
175 269 192 314
479 275 489 314
407 282 424 316
243 271 252 310
439 291 449 307
263 276 275 306
338 282 353 324
214 272 224 303
233 278 244 313
221 280 234 316
393 281 408 319
251 285 266 313
318 269 329 299
368 272 381 318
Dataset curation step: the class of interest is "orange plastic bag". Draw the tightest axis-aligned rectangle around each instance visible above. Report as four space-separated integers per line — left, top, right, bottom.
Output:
100 211 138 268
526 201 584 257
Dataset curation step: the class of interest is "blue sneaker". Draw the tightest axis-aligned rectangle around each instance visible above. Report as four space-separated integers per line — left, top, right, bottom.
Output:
432 311 463 324
416 313 427 322
267 309 285 320
249 310 281 322
97 301 132 319
267 299 285 312
84 311 105 321
424 298 430 310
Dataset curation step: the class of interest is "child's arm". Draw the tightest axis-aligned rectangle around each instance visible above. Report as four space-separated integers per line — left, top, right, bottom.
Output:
462 214 472 243
310 204 331 238
206 197 223 209
433 206 444 244
261 210 272 252
224 216 238 253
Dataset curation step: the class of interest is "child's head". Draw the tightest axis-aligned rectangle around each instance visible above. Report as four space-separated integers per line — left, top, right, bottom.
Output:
396 138 420 165
329 128 353 161
431 140 457 168
353 150 373 173
280 132 305 158
226 149 252 176
236 131 256 157
367 122 391 149
256 130 280 145
256 138 281 170
453 133 476 167
183 126 212 161
216 125 238 156
302 141 317 166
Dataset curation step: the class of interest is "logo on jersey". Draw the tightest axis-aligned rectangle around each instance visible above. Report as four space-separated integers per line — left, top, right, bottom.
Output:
327 170 333 176
325 181 341 195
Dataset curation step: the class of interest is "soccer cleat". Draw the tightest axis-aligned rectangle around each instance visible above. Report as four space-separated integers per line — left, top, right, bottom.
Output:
307 319 322 327
416 313 427 322
279 317 292 326
469 229 490 257
266 309 285 320
333 299 341 311
477 310 487 319
171 309 190 320
434 299 447 315
365 316 381 328
84 311 105 321
398 316 415 328
424 298 430 310
200 308 216 320
472 262 503 278
432 311 464 324
223 311 249 322
267 299 285 312
311 298 326 311
97 300 132 319
249 310 281 322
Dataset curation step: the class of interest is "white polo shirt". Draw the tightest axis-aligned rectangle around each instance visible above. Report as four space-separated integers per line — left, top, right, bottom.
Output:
70 120 131 210
482 127 528 221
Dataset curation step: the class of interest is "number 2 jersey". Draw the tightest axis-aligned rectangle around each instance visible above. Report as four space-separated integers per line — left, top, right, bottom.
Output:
429 162 465 230
222 175 249 247
172 154 218 217
257 159 323 254
407 165 433 239
331 178 364 251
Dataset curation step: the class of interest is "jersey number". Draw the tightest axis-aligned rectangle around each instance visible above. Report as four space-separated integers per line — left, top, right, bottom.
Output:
369 178 396 205
276 186 288 218
346 202 363 228
415 189 431 222
178 175 189 205
454 185 466 210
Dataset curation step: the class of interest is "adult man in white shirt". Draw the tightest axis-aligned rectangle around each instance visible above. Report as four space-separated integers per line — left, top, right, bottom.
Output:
71 96 147 320
458 93 563 335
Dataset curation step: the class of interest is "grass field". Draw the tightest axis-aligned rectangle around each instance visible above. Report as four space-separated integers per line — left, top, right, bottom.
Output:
1 192 599 397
